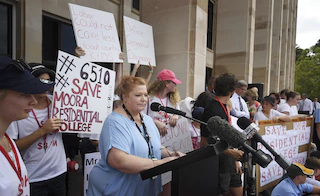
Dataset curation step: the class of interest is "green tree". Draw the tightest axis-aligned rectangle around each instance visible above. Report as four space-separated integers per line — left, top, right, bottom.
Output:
295 39 320 100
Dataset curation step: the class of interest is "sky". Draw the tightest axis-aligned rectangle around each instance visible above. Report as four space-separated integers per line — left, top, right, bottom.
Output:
296 0 320 49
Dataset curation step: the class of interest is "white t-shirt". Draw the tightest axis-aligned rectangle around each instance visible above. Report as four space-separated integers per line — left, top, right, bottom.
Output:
254 109 286 121
144 96 180 124
6 98 66 183
277 103 298 116
0 135 30 195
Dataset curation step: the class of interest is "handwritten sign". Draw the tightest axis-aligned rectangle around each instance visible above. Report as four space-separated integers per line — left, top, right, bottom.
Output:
52 51 115 134
84 152 101 196
160 118 193 185
257 121 311 187
69 4 122 63
123 16 156 66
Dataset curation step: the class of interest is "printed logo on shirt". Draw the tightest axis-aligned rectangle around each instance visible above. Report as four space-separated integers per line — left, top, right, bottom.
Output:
37 140 58 150
18 175 29 196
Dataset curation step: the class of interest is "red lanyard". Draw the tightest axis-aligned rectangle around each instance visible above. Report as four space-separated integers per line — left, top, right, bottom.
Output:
31 98 50 152
157 94 169 119
215 97 231 124
0 133 22 181
191 124 199 137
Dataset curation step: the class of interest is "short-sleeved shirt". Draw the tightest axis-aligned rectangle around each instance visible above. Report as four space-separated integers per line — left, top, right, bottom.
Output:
6 97 66 183
278 103 298 116
144 96 180 124
200 98 235 173
271 177 313 196
87 112 162 196
0 135 30 195
253 109 285 121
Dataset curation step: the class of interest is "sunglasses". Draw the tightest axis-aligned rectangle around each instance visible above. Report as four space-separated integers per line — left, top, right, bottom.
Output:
9 59 32 72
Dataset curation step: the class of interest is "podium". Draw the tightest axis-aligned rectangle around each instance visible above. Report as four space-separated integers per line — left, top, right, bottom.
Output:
140 141 228 196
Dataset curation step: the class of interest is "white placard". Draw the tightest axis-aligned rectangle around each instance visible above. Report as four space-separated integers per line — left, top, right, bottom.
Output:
160 118 194 185
69 4 123 63
52 51 115 134
258 122 311 187
84 152 101 196
123 16 156 66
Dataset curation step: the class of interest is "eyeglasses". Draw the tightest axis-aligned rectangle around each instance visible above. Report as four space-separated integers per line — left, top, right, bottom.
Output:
39 78 54 84
9 59 32 72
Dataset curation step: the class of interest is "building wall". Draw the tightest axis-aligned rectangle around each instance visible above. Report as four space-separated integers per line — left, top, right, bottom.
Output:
2 0 298 99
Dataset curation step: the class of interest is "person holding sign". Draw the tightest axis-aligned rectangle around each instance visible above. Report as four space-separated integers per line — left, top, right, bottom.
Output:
74 46 154 86
87 76 183 196
6 64 67 196
253 96 292 122
0 57 54 196
146 69 182 136
277 91 301 116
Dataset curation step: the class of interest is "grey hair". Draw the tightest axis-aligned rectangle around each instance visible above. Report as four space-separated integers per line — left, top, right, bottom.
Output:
237 80 248 88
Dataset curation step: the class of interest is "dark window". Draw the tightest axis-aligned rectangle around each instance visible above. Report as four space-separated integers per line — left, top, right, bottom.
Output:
0 2 12 57
207 0 214 49
206 67 213 86
132 0 140 11
42 16 76 69
42 15 113 70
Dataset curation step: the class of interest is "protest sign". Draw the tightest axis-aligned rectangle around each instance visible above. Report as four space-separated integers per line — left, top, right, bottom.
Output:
84 152 101 196
123 16 156 66
52 51 115 134
160 118 193 185
69 3 122 62
255 118 313 193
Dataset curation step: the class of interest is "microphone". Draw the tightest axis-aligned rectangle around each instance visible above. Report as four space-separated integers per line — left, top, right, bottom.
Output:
237 117 290 169
207 116 272 168
150 102 186 116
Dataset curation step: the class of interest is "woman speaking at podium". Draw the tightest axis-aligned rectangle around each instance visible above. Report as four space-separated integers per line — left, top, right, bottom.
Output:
87 76 183 196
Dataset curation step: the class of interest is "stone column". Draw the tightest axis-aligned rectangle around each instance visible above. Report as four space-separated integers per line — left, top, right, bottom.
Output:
252 0 274 96
279 0 289 90
24 0 43 62
141 0 208 98
214 0 256 83
269 0 283 93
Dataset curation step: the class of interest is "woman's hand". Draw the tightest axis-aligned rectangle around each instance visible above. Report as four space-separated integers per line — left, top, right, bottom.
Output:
225 149 244 160
169 115 179 127
154 120 168 136
74 46 85 57
119 52 124 60
235 161 242 175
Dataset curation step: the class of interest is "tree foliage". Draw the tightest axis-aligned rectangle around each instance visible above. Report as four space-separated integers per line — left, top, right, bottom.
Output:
295 39 320 99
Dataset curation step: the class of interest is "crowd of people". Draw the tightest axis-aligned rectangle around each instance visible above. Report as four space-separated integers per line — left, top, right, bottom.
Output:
2 50 320 196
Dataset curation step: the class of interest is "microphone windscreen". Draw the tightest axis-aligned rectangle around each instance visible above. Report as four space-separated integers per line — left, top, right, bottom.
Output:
237 117 251 130
207 116 246 148
150 102 161 112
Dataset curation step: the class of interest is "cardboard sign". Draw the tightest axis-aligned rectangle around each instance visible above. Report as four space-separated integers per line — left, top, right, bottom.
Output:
84 152 101 196
160 118 193 185
123 16 156 66
69 3 122 62
52 51 115 134
257 120 312 188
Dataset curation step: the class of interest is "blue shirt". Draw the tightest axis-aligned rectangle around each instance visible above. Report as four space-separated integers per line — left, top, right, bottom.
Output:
272 177 313 196
314 108 320 123
87 112 162 196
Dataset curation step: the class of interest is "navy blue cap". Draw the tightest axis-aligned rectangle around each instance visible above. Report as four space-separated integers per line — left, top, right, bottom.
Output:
192 107 204 121
0 56 54 94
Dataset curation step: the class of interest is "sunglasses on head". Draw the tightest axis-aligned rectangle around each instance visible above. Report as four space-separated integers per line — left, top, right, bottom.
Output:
9 59 32 72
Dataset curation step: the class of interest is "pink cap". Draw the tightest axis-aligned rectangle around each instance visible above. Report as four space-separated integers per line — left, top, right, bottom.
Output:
157 69 181 84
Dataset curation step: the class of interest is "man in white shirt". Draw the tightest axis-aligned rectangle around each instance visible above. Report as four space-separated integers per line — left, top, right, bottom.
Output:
298 93 313 115
230 80 250 119
313 98 320 114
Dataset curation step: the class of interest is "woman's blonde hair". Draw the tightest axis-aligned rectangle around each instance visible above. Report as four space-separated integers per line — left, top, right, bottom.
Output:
244 89 258 100
148 80 181 106
117 76 146 101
